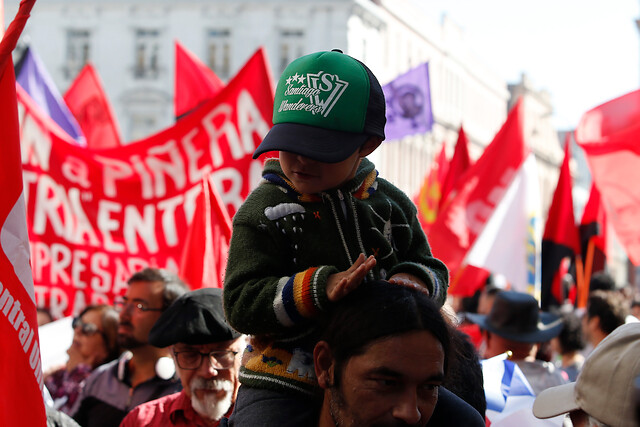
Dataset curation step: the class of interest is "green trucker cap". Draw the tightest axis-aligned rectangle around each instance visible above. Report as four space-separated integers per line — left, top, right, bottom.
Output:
253 50 386 163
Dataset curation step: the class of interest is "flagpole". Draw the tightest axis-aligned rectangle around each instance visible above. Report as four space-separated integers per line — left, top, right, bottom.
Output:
579 238 596 307
575 253 588 309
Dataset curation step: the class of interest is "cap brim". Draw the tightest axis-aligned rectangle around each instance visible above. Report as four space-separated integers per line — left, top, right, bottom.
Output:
464 312 564 343
253 123 369 163
533 382 579 419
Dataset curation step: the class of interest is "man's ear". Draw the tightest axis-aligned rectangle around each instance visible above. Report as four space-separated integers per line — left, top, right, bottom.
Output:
359 137 382 157
314 341 335 389
588 315 601 333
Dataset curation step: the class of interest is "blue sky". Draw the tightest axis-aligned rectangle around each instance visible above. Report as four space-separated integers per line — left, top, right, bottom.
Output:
418 0 640 129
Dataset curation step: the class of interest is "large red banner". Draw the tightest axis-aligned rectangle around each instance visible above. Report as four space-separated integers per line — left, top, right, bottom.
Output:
18 48 274 318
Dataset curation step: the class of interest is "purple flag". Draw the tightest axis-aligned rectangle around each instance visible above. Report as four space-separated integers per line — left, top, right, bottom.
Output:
15 46 86 145
382 62 434 141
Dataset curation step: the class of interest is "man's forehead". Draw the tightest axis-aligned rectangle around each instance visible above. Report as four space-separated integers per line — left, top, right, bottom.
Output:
351 331 445 377
174 339 240 352
126 280 164 297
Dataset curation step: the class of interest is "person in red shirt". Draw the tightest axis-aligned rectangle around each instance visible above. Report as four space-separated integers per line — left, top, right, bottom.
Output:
120 288 245 427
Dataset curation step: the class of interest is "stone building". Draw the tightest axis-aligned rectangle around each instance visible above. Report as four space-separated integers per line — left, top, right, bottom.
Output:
7 0 532 197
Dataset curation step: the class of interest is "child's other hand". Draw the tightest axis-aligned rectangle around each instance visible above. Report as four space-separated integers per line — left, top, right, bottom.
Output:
388 273 430 297
326 254 376 302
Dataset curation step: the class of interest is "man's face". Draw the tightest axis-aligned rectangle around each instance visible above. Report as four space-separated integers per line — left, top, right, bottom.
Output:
173 339 244 422
319 330 445 427
116 280 165 349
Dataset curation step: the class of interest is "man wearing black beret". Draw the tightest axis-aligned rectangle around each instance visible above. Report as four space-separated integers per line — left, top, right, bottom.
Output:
120 288 246 427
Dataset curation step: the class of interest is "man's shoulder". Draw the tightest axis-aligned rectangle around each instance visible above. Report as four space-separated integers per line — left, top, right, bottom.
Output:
82 358 120 391
122 391 182 424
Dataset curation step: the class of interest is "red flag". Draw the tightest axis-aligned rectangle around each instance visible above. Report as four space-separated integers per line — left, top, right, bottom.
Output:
0 0 47 425
179 176 232 289
429 99 529 274
448 264 491 298
579 183 607 282
414 144 448 232
541 135 581 309
440 125 471 209
575 89 640 265
174 39 225 119
64 62 122 149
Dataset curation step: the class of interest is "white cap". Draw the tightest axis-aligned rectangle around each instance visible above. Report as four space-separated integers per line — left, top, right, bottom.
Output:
533 323 640 427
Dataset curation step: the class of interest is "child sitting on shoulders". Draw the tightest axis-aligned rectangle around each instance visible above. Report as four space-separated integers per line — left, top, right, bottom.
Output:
223 49 449 426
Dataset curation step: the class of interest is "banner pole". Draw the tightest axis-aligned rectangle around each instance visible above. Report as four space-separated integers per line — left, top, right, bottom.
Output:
575 253 587 309
583 237 595 287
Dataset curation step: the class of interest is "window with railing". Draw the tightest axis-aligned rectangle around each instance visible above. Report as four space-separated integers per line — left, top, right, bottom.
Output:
134 28 161 79
206 29 231 80
279 29 304 74
65 29 91 79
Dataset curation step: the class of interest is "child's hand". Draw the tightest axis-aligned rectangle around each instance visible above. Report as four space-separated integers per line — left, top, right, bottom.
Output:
326 254 376 302
388 273 430 297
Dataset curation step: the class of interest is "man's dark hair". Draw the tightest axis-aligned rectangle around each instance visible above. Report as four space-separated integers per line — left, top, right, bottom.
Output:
556 310 585 353
587 290 628 334
320 280 450 386
443 329 486 416
127 267 189 309
589 272 616 292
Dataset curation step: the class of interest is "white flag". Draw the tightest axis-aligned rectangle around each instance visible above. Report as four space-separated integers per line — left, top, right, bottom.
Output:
465 153 542 296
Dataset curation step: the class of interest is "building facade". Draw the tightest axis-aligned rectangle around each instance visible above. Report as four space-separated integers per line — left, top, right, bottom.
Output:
8 0 522 194
8 0 596 277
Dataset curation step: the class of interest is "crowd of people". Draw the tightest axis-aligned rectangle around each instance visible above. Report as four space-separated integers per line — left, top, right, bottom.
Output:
39 50 640 427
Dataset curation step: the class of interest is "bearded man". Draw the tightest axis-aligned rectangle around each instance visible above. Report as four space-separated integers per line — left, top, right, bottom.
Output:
121 288 245 427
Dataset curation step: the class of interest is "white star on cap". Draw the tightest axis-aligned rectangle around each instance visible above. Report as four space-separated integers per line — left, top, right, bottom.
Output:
292 73 300 82
297 74 305 83
286 76 293 85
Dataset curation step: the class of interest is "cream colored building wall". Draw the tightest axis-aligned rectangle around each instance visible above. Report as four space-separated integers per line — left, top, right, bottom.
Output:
7 0 510 198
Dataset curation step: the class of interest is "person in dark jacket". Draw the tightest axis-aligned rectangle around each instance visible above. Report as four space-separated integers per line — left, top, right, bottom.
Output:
72 268 188 426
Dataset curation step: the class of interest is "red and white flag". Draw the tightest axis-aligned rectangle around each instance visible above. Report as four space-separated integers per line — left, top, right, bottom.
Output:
0 0 47 425
464 153 542 295
179 175 232 289
174 39 225 120
64 62 122 149
429 99 530 275
575 89 640 265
